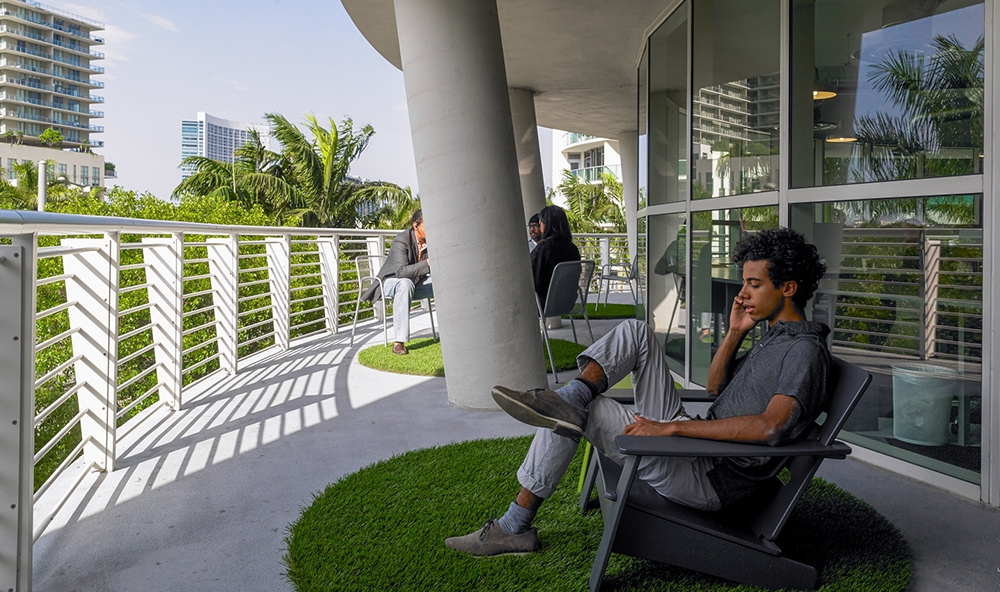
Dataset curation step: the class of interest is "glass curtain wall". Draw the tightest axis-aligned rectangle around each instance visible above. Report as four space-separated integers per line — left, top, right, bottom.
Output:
638 0 985 486
648 213 686 374
790 0 985 187
689 207 779 385
791 196 982 481
691 0 781 198
647 3 688 206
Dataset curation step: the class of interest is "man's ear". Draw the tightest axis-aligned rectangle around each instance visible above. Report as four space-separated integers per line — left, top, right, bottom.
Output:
782 280 798 298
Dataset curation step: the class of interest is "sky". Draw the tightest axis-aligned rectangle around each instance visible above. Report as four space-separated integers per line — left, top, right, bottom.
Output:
45 0 422 200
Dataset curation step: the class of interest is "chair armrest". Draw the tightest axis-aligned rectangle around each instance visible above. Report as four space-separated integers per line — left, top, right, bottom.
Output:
601 388 715 406
600 263 628 276
615 435 852 459
678 388 716 403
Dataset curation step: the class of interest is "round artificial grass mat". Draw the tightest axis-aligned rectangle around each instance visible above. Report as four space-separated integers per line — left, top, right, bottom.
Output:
284 437 911 592
566 303 637 320
357 337 587 377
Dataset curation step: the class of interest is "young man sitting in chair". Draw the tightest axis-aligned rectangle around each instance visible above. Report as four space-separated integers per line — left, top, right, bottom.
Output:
445 227 831 556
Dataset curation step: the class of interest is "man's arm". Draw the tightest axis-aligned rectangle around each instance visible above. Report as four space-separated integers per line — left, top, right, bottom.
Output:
623 394 803 447
386 233 430 281
705 295 758 395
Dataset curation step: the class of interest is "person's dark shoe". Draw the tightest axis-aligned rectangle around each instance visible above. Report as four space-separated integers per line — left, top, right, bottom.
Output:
444 519 540 556
392 342 408 355
491 385 587 437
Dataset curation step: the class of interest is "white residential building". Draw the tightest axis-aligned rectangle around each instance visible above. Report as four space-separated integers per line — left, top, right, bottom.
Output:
0 0 105 186
550 130 621 189
180 112 271 180
0 0 104 149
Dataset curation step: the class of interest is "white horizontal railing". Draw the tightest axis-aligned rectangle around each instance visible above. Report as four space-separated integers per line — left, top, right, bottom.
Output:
0 210 400 592
0 210 630 591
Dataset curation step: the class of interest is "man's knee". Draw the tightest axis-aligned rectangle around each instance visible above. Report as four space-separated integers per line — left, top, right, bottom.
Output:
394 278 416 298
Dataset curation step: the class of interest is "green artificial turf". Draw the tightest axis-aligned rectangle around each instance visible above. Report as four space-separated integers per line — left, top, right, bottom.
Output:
566 303 637 320
284 437 911 592
357 337 587 377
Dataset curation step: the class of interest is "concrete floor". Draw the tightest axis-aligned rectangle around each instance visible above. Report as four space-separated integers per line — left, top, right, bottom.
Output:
32 298 1000 591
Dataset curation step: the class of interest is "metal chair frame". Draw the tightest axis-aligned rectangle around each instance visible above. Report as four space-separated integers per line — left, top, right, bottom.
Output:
350 254 436 347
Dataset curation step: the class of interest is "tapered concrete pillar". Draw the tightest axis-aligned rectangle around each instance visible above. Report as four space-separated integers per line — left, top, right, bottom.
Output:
618 131 639 264
509 88 547 222
394 0 547 409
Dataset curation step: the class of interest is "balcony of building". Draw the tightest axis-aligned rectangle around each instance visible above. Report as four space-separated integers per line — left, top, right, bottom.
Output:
568 163 621 182
0 212 994 591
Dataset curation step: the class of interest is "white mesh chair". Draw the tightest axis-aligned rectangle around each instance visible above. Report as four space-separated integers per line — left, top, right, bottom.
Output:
597 255 638 308
350 254 436 347
537 260 588 383
566 259 596 344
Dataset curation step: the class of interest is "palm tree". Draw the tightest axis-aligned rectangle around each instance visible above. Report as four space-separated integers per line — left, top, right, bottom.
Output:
173 128 299 224
556 169 626 233
852 34 984 182
0 160 66 210
265 113 412 228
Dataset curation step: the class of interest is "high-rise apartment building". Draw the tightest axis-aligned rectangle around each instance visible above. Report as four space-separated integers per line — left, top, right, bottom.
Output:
0 0 104 149
180 112 271 180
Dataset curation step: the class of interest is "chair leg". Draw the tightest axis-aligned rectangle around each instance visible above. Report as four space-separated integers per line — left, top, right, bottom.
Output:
381 300 388 346
427 298 437 341
350 296 362 346
541 323 559 383
589 456 640 592
578 443 597 513
583 306 594 343
570 316 578 344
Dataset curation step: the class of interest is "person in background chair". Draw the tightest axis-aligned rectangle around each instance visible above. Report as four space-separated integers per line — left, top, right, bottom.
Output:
529 205 580 305
527 213 542 253
361 209 431 355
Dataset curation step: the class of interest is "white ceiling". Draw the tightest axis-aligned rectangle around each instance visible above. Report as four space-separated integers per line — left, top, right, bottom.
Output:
341 0 676 138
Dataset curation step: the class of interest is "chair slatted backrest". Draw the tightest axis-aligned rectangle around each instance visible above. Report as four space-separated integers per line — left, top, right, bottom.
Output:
355 254 381 283
542 261 585 318
746 357 871 541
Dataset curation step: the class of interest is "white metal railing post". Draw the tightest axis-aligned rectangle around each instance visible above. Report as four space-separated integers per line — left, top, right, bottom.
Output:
207 236 238 374
265 236 291 350
366 236 385 320
144 234 183 410
317 235 340 334
63 234 119 473
0 234 35 592
600 236 611 285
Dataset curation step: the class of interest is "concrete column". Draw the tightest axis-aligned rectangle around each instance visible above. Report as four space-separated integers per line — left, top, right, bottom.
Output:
509 88 547 222
395 0 547 409
618 130 639 264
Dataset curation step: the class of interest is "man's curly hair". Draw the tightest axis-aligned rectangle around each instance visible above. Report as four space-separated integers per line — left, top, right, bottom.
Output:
732 227 827 309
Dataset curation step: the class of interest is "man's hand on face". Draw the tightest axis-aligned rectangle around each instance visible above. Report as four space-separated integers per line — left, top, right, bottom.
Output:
622 414 675 437
729 296 759 336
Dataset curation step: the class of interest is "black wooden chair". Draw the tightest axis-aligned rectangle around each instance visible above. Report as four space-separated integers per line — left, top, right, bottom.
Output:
584 357 871 591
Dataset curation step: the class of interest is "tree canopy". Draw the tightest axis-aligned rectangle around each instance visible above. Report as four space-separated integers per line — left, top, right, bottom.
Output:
174 113 417 229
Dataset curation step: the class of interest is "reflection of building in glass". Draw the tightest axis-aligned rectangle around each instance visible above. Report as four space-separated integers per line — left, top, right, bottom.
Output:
691 76 781 197
180 112 272 180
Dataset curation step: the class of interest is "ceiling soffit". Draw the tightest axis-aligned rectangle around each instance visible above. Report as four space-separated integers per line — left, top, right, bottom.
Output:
341 0 676 138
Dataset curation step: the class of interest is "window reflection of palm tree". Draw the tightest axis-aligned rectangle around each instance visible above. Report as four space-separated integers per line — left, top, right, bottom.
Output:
852 34 984 182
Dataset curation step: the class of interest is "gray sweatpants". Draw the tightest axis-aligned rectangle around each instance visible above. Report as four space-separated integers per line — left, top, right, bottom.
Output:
516 319 721 511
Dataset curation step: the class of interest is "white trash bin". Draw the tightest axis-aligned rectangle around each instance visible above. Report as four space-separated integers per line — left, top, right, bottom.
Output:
892 363 959 446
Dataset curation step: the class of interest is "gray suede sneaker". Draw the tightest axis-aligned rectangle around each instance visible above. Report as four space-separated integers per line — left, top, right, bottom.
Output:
444 519 540 556
491 385 588 437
